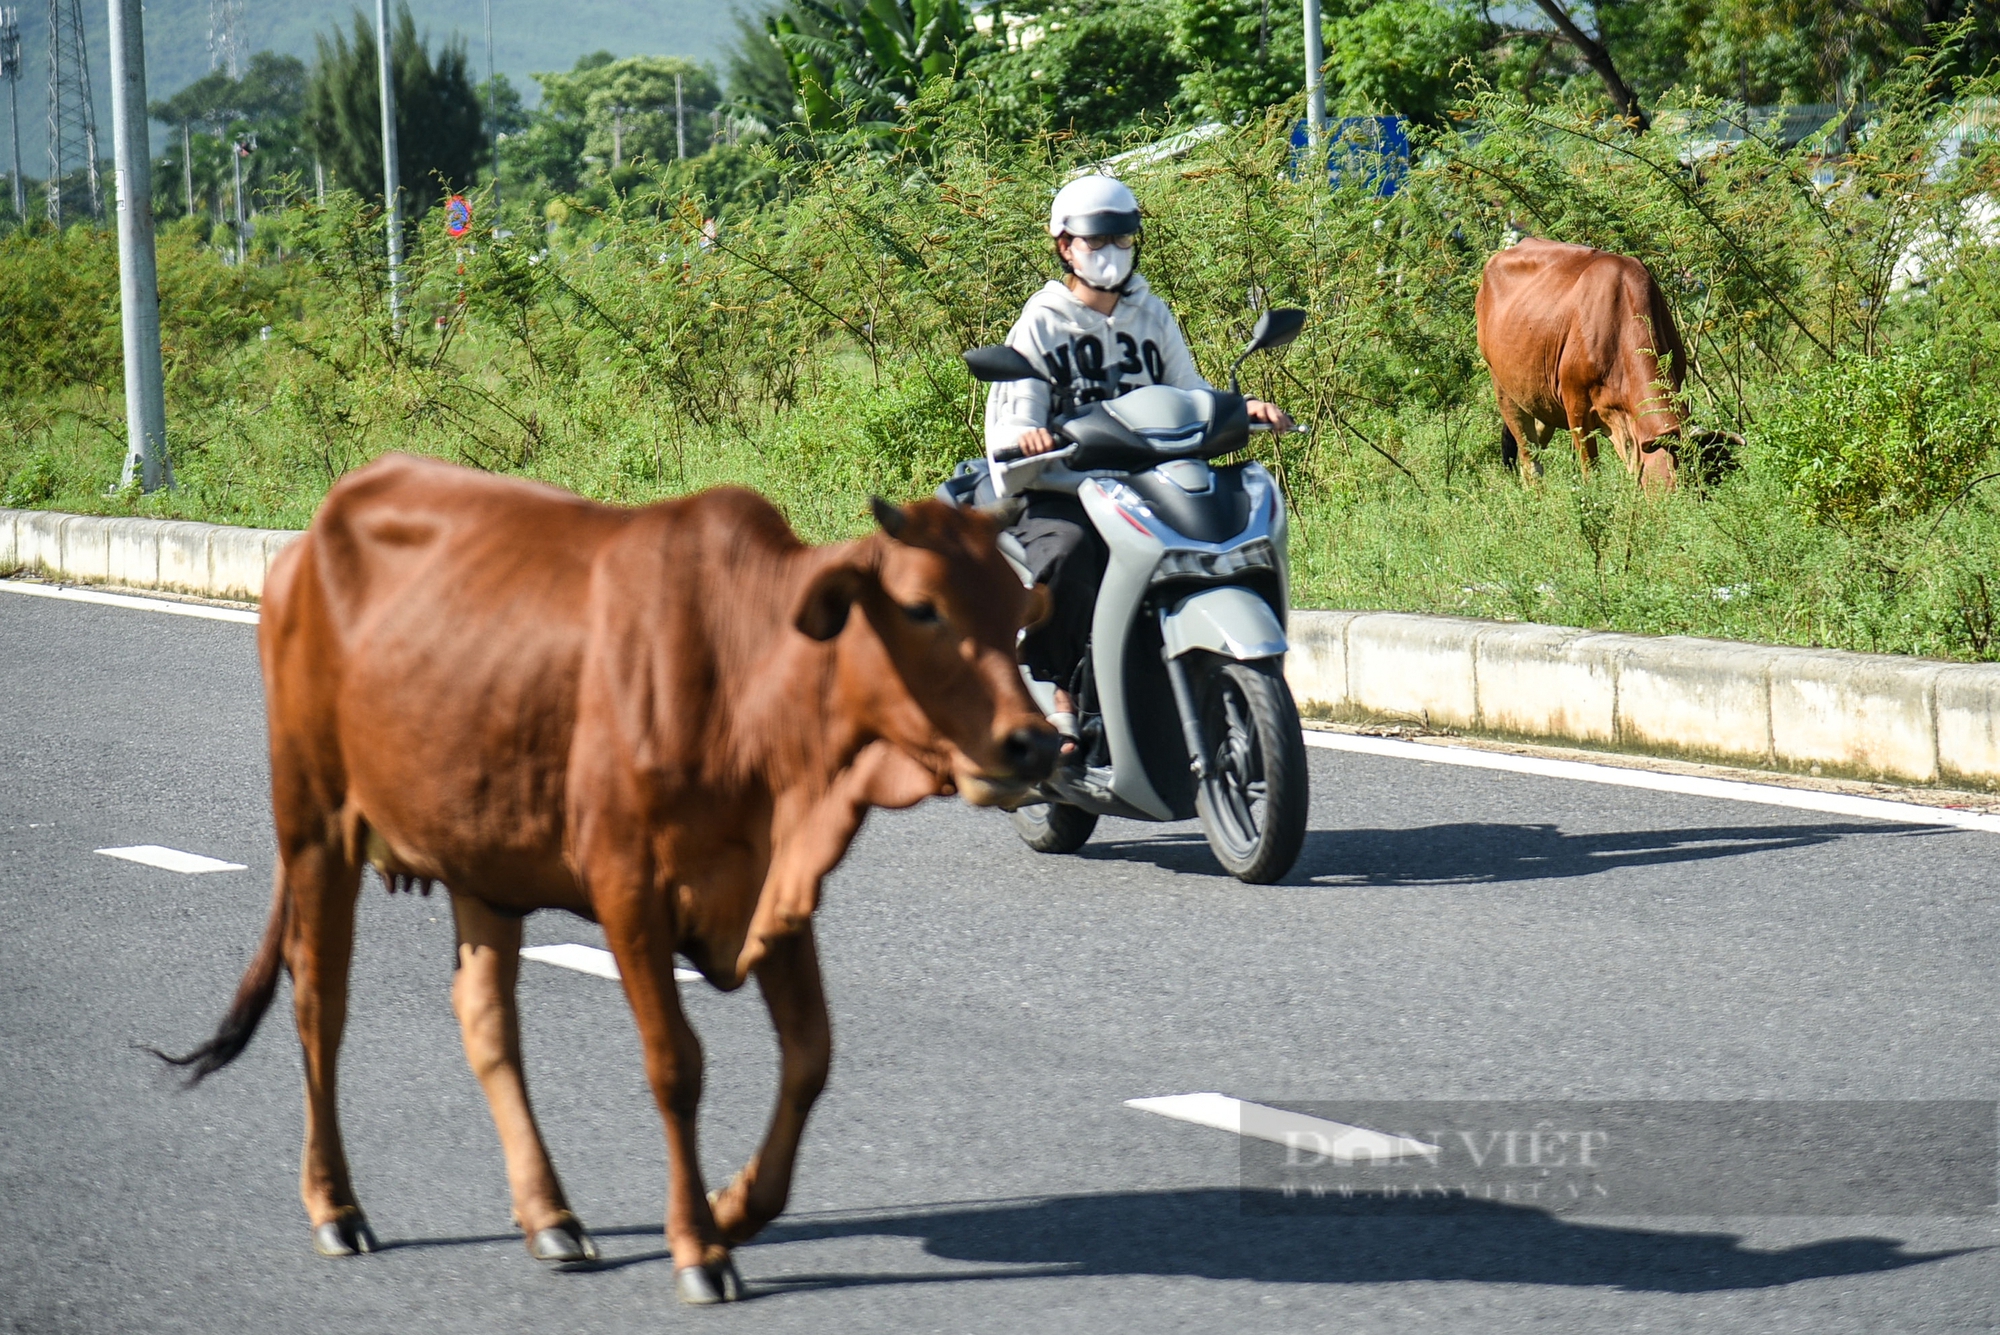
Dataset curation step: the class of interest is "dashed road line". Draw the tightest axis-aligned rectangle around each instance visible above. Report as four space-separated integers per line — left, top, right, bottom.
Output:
1302 729 2000 834
1127 1092 1437 1160
0 579 259 624
96 845 248 874
521 942 702 984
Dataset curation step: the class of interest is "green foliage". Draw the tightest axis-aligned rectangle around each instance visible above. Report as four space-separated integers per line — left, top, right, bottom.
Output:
304 3 485 210
1169 0 1302 122
765 0 989 140
9 58 2000 663
969 1 1190 139
1323 0 1483 123
1759 347 1996 528
150 52 315 220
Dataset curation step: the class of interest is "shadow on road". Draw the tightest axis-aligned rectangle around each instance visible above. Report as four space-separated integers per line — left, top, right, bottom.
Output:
734 1188 1970 1295
1081 820 1936 885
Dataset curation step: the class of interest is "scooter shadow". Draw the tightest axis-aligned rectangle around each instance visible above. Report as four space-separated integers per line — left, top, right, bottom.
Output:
1078 819 1934 885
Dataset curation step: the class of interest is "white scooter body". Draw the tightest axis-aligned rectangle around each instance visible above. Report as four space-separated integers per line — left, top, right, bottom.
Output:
1004 448 1290 821
954 305 1312 881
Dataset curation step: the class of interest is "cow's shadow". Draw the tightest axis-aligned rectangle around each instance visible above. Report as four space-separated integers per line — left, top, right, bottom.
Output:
540 1188 1970 1294
1081 820 1934 885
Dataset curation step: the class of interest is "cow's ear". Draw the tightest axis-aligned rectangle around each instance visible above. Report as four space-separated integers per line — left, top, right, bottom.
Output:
870 495 910 540
794 564 874 642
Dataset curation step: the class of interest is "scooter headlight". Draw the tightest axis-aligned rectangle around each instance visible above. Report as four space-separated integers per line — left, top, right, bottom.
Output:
1152 538 1278 583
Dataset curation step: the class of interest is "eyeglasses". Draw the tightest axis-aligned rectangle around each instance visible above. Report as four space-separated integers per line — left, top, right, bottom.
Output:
1071 232 1137 250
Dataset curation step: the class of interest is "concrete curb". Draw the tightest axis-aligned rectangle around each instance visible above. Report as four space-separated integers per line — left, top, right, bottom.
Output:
1 507 298 602
1288 610 2000 789
6 507 1996 789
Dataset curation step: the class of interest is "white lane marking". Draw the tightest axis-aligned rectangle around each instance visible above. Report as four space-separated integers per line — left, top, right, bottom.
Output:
97 844 248 874
1302 729 2000 835
520 943 702 984
1128 1092 1438 1161
0 579 259 624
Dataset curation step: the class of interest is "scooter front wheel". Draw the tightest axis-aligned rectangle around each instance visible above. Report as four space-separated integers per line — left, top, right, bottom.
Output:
1009 801 1099 854
1193 658 1309 883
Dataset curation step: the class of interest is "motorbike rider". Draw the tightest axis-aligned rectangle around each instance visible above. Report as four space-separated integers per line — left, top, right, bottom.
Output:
985 174 1293 751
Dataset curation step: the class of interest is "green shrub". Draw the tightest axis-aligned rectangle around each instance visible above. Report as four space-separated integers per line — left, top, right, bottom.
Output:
1757 347 1996 529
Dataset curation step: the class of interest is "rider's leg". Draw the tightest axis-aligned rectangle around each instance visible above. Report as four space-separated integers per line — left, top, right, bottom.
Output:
1007 495 1107 749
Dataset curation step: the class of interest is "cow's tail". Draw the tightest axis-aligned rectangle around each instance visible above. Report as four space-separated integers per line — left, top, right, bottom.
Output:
147 866 289 1086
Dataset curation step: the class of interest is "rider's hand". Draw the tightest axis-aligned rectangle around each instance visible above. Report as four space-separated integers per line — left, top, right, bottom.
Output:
1015 427 1061 457
1246 400 1294 434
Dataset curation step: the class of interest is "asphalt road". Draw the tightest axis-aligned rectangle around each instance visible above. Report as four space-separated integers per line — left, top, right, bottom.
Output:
3 589 1996 1334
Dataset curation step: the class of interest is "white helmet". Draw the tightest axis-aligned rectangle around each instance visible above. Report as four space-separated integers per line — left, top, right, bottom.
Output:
1047 174 1141 238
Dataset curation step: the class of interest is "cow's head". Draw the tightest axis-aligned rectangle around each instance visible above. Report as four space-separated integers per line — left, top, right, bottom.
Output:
794 497 1059 804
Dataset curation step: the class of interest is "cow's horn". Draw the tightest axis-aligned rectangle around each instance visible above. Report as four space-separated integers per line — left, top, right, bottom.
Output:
975 495 1027 525
869 495 909 538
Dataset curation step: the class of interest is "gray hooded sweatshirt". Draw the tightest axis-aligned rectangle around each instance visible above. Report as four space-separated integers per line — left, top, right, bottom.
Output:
983 274 1210 496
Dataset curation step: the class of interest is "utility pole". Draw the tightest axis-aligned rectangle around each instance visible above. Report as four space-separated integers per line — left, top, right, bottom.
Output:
1301 0 1324 148
484 0 498 212
375 0 401 329
45 0 101 224
1 9 21 218
109 0 172 492
610 104 624 169
674 71 685 161
181 121 191 215
230 134 249 263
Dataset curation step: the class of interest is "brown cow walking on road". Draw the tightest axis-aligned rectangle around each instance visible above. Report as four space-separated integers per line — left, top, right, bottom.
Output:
1476 237 1689 488
156 454 1058 1305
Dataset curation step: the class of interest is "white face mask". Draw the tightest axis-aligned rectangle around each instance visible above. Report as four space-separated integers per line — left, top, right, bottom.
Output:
1069 237 1134 290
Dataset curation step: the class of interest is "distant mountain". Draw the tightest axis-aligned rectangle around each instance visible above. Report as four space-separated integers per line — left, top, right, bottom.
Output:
2 0 746 185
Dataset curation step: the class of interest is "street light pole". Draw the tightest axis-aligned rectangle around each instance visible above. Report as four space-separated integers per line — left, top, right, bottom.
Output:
1 9 21 218
484 0 497 213
230 136 247 263
1301 0 1325 148
108 0 172 491
375 0 401 329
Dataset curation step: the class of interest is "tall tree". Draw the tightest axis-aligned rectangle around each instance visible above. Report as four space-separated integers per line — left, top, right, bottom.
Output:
303 5 483 212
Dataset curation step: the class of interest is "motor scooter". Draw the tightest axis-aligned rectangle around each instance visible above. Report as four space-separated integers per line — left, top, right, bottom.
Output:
939 308 1310 883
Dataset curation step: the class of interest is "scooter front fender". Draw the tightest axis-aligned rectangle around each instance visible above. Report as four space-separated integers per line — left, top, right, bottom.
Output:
1161 586 1287 661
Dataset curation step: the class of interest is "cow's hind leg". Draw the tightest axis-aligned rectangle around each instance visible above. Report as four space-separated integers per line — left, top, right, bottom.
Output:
709 924 831 1246
600 901 741 1304
449 893 596 1264
283 840 374 1256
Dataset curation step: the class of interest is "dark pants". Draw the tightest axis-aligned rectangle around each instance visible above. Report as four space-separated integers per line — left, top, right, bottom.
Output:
1010 492 1106 690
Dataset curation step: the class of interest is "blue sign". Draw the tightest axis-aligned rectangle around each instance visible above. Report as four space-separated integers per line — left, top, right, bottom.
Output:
1291 116 1410 197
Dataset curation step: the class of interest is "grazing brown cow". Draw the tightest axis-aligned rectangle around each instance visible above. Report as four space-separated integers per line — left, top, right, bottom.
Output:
157 454 1057 1304
1476 237 1689 488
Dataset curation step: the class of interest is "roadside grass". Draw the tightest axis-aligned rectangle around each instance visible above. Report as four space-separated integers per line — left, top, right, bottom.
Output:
5 67 2000 659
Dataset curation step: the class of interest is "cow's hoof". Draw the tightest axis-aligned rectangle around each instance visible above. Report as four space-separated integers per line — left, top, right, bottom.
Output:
528 1216 599 1264
675 1257 745 1305
312 1212 379 1257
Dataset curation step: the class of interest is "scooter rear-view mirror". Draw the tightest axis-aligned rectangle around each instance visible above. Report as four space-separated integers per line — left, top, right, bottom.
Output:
1227 307 1307 391
963 345 1050 384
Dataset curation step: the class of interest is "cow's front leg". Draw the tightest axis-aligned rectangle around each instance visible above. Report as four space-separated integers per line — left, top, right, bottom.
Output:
710 923 831 1245
599 896 742 1304
448 892 595 1263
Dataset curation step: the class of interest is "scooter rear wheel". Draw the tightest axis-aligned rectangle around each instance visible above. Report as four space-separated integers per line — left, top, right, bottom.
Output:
1009 801 1099 854
1193 658 1309 883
